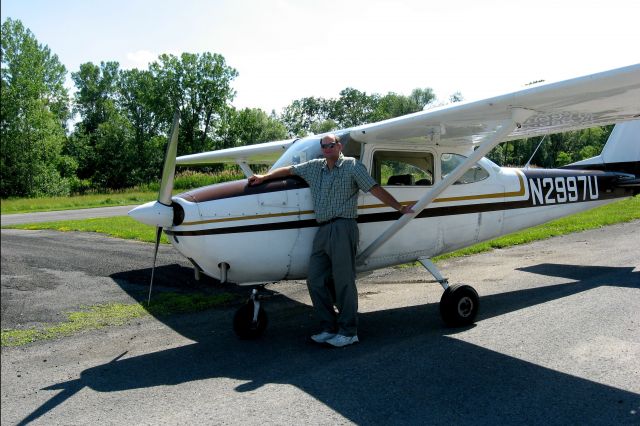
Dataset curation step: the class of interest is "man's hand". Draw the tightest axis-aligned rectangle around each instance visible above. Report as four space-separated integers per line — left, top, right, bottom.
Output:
248 174 265 186
370 185 416 215
247 167 293 186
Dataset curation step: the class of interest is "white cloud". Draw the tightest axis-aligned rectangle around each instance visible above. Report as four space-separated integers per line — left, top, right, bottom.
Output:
124 50 157 70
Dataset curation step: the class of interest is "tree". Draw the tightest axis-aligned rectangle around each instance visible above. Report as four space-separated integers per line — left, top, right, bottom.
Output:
67 52 239 189
149 52 239 155
280 86 439 136
1 18 71 197
281 96 332 137
332 88 379 128
374 92 420 121
448 91 463 103
69 61 120 180
410 88 437 109
487 126 613 167
221 107 288 149
71 61 120 134
91 107 137 188
117 68 165 183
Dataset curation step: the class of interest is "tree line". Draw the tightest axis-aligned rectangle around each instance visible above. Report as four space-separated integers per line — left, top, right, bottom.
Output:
1 18 612 198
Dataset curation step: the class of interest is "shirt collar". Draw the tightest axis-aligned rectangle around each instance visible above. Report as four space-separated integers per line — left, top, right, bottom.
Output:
322 153 345 170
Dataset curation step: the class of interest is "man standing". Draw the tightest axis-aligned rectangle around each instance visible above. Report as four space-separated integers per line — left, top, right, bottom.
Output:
249 134 413 347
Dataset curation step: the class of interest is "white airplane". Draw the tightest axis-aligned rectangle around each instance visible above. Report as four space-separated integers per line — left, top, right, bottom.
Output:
129 64 640 338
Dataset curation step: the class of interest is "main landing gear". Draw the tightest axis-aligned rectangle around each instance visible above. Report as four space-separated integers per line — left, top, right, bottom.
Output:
232 259 478 338
418 257 479 327
233 287 268 339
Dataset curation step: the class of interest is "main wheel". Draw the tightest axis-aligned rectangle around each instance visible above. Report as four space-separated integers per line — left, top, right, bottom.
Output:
440 284 479 327
233 301 268 339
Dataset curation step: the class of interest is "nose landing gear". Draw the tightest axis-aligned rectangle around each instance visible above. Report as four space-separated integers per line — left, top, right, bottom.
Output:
233 288 268 339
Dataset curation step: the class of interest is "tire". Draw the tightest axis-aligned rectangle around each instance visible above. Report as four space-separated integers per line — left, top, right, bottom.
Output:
233 302 268 339
440 284 479 327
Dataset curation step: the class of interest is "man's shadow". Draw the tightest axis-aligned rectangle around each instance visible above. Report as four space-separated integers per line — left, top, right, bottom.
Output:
19 263 639 425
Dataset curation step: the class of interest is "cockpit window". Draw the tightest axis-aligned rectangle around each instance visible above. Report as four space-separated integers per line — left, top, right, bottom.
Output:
441 153 489 184
270 133 358 170
271 137 322 170
373 150 434 186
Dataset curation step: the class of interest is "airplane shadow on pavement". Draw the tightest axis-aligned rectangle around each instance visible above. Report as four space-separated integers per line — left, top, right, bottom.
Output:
19 264 640 425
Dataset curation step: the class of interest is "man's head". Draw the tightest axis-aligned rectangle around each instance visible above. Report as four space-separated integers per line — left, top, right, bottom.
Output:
320 134 342 161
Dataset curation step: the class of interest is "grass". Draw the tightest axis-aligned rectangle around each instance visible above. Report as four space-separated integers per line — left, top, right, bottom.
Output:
6 216 171 244
1 291 236 347
1 191 157 214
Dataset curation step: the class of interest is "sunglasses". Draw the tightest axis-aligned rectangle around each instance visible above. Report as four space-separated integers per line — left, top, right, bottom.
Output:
320 142 337 149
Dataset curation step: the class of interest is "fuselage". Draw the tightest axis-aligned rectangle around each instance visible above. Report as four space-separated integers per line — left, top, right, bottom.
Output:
163 137 635 285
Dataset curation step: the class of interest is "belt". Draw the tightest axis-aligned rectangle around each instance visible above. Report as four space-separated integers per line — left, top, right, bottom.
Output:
318 217 349 226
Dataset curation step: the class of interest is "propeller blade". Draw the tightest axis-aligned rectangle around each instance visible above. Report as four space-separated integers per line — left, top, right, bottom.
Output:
148 111 180 304
148 226 163 304
158 111 181 206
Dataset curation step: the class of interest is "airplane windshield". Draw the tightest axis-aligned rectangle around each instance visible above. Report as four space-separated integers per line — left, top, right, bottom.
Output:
271 137 322 170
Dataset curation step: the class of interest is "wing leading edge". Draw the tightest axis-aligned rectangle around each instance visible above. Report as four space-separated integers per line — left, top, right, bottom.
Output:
176 138 296 167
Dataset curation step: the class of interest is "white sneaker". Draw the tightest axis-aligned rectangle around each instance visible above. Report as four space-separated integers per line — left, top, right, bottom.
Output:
311 331 336 343
326 334 359 347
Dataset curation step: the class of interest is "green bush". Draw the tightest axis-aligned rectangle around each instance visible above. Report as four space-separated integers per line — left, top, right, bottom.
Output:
173 169 245 190
68 177 93 195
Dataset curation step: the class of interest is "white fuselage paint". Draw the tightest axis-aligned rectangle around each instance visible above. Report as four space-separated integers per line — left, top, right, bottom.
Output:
166 159 627 286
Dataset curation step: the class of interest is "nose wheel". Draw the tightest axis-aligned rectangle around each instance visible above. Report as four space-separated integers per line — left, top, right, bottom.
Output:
233 288 268 339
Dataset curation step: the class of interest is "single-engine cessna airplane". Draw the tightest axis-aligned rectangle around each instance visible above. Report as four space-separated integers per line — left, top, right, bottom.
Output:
130 64 640 338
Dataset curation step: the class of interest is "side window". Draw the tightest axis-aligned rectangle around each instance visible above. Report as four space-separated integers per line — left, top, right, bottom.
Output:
372 151 434 186
441 153 489 184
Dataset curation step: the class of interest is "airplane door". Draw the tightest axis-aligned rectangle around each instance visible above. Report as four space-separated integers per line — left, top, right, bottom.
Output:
285 185 315 279
437 155 505 251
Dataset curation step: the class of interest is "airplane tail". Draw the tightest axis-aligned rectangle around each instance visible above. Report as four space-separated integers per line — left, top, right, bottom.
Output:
564 120 640 192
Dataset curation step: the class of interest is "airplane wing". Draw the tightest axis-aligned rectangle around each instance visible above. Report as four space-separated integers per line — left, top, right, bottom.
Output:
350 63 640 147
175 64 639 168
176 138 296 166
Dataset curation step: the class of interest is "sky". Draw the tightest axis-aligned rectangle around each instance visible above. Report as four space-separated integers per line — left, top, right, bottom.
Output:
2 0 639 114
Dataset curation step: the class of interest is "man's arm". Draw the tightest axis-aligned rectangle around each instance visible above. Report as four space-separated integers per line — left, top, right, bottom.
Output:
248 166 293 186
369 185 415 214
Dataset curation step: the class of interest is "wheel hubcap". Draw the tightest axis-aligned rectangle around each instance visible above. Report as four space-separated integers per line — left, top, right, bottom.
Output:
457 296 474 317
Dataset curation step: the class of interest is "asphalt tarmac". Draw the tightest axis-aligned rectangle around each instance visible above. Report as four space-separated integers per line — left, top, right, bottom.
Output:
1 221 639 425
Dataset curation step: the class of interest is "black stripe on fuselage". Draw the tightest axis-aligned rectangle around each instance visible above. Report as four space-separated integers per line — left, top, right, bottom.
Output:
561 160 640 176
164 202 532 237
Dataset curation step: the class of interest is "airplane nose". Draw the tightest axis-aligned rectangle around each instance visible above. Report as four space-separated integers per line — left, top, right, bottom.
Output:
128 201 174 228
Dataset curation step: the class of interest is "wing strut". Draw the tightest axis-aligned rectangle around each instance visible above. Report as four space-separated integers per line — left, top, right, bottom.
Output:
236 160 254 177
356 108 534 265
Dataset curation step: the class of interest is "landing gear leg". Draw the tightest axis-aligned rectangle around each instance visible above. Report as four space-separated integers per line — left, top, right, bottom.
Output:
418 257 449 290
418 257 479 327
233 287 268 339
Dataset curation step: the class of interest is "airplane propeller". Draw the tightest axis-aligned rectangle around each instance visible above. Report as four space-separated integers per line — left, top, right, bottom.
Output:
148 111 180 303
128 111 180 304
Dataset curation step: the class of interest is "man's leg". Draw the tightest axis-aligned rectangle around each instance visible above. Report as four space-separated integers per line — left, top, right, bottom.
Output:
329 219 359 337
307 226 337 333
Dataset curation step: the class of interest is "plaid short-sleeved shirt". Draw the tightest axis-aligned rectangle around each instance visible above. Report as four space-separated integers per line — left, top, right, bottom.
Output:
291 153 378 223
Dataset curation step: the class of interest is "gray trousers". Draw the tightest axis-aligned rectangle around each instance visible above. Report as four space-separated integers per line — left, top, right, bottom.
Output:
307 218 359 336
